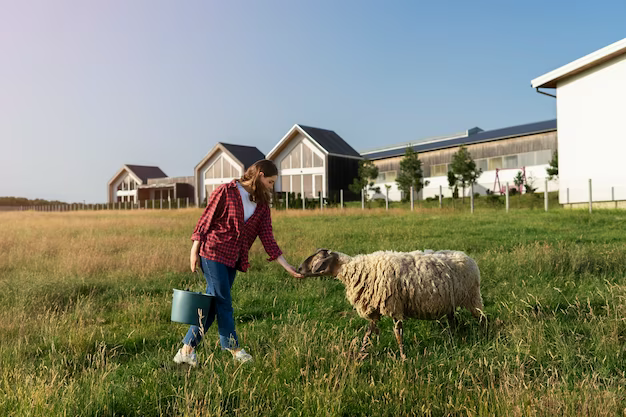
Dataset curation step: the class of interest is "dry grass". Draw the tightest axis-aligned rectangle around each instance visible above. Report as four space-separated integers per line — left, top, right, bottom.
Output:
1 208 626 416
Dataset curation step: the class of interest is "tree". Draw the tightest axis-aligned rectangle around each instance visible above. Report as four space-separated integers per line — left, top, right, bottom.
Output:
449 146 482 203
349 159 379 199
447 170 458 208
546 150 558 180
395 147 430 202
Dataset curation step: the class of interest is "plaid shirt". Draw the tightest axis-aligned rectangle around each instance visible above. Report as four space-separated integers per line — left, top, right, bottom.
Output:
191 180 283 272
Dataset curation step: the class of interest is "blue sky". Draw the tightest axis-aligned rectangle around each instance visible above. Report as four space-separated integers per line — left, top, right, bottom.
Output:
1 0 625 202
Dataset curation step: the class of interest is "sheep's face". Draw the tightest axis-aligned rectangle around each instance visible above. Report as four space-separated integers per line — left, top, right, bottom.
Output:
298 249 339 277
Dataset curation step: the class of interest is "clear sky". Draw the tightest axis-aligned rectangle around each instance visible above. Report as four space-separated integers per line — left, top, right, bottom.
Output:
1 0 625 203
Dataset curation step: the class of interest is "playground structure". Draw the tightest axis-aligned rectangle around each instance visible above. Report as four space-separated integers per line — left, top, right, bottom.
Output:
494 166 526 195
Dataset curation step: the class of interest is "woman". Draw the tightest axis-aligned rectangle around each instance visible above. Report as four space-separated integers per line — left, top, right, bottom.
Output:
174 159 302 366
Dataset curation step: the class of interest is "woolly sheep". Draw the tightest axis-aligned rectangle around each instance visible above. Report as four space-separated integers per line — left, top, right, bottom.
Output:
297 248 484 359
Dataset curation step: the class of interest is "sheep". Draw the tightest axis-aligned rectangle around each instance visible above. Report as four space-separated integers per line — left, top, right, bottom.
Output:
297 248 484 359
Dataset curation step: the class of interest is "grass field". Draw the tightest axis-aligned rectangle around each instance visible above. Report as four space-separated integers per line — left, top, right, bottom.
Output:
2 207 626 416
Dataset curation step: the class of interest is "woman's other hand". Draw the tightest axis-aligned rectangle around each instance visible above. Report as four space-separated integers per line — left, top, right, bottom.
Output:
190 241 201 272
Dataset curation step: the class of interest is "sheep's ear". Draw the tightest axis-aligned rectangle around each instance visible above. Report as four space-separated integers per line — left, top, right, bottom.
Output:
312 251 338 274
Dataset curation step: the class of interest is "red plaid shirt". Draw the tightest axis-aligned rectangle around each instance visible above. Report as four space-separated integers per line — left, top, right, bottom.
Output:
191 180 283 272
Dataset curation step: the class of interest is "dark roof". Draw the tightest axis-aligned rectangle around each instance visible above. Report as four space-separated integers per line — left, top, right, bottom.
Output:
298 125 362 158
126 165 167 183
220 143 265 169
365 119 557 160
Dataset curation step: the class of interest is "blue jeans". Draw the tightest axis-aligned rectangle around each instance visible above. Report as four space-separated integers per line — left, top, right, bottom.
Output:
182 257 239 350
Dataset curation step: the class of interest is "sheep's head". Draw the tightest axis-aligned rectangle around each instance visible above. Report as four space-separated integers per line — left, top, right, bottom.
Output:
298 249 340 277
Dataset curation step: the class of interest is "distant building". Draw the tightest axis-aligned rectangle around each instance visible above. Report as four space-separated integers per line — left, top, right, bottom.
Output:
194 143 265 206
267 124 362 202
361 121 557 201
532 38 626 206
107 164 194 205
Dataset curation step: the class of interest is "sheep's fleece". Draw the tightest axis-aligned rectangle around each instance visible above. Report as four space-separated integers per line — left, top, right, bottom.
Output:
337 250 483 321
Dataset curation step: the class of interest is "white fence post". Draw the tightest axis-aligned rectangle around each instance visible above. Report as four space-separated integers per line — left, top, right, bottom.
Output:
410 186 414 211
589 178 593 213
340 189 343 209
439 185 443 209
361 189 365 210
543 178 548 211
506 182 509 213
470 183 474 214
319 192 322 211
303 195 306 210
186 197 190 208
385 187 389 210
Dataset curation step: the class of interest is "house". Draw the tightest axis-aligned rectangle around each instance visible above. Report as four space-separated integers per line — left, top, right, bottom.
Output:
194 143 265 205
267 124 362 202
532 38 626 207
107 164 194 205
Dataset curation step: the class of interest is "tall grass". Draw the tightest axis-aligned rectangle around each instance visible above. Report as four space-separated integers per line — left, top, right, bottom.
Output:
1 208 626 416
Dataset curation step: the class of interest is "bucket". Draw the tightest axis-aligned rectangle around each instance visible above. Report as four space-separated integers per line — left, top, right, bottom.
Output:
171 289 214 326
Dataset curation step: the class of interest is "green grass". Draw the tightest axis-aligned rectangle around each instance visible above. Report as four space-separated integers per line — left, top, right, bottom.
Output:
1 208 626 416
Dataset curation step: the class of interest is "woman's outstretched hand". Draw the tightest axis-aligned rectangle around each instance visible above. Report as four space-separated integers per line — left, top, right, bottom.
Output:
277 255 304 278
286 264 304 279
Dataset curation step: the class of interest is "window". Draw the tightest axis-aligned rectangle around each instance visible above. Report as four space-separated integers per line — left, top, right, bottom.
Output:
223 158 233 178
488 157 503 171
376 172 386 183
130 181 135 191
291 144 302 169
314 175 323 197
281 155 291 170
303 174 313 197
384 171 397 182
518 151 535 167
313 153 323 167
536 150 552 165
303 144 313 168
430 164 447 177
280 175 289 192
205 164 214 179
503 155 518 169
476 159 488 173
292 175 302 194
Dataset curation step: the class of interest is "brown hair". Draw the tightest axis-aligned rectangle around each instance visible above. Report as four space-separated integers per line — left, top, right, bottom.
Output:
239 159 278 205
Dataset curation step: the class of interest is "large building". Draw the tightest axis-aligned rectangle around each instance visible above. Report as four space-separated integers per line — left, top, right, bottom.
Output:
361 120 558 201
532 38 626 207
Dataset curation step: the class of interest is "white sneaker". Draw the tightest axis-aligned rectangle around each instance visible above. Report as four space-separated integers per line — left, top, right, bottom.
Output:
173 348 197 366
233 349 253 363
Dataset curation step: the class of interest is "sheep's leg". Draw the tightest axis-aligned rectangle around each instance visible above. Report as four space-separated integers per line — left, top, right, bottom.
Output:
447 312 458 330
359 319 379 358
393 319 406 360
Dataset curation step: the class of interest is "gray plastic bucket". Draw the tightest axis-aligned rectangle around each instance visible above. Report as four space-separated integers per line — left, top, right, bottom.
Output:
171 289 214 326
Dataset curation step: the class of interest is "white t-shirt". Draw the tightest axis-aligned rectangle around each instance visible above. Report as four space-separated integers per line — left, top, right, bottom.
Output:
237 183 257 222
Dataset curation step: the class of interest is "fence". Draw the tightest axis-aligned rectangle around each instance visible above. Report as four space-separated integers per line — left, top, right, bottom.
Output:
8 197 195 212
7 180 626 214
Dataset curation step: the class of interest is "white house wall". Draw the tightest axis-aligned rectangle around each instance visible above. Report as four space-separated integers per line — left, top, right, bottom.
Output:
557 53 626 204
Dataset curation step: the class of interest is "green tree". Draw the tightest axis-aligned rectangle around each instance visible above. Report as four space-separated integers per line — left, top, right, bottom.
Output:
349 159 379 199
449 146 482 203
546 150 558 180
395 147 430 202
447 170 458 208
